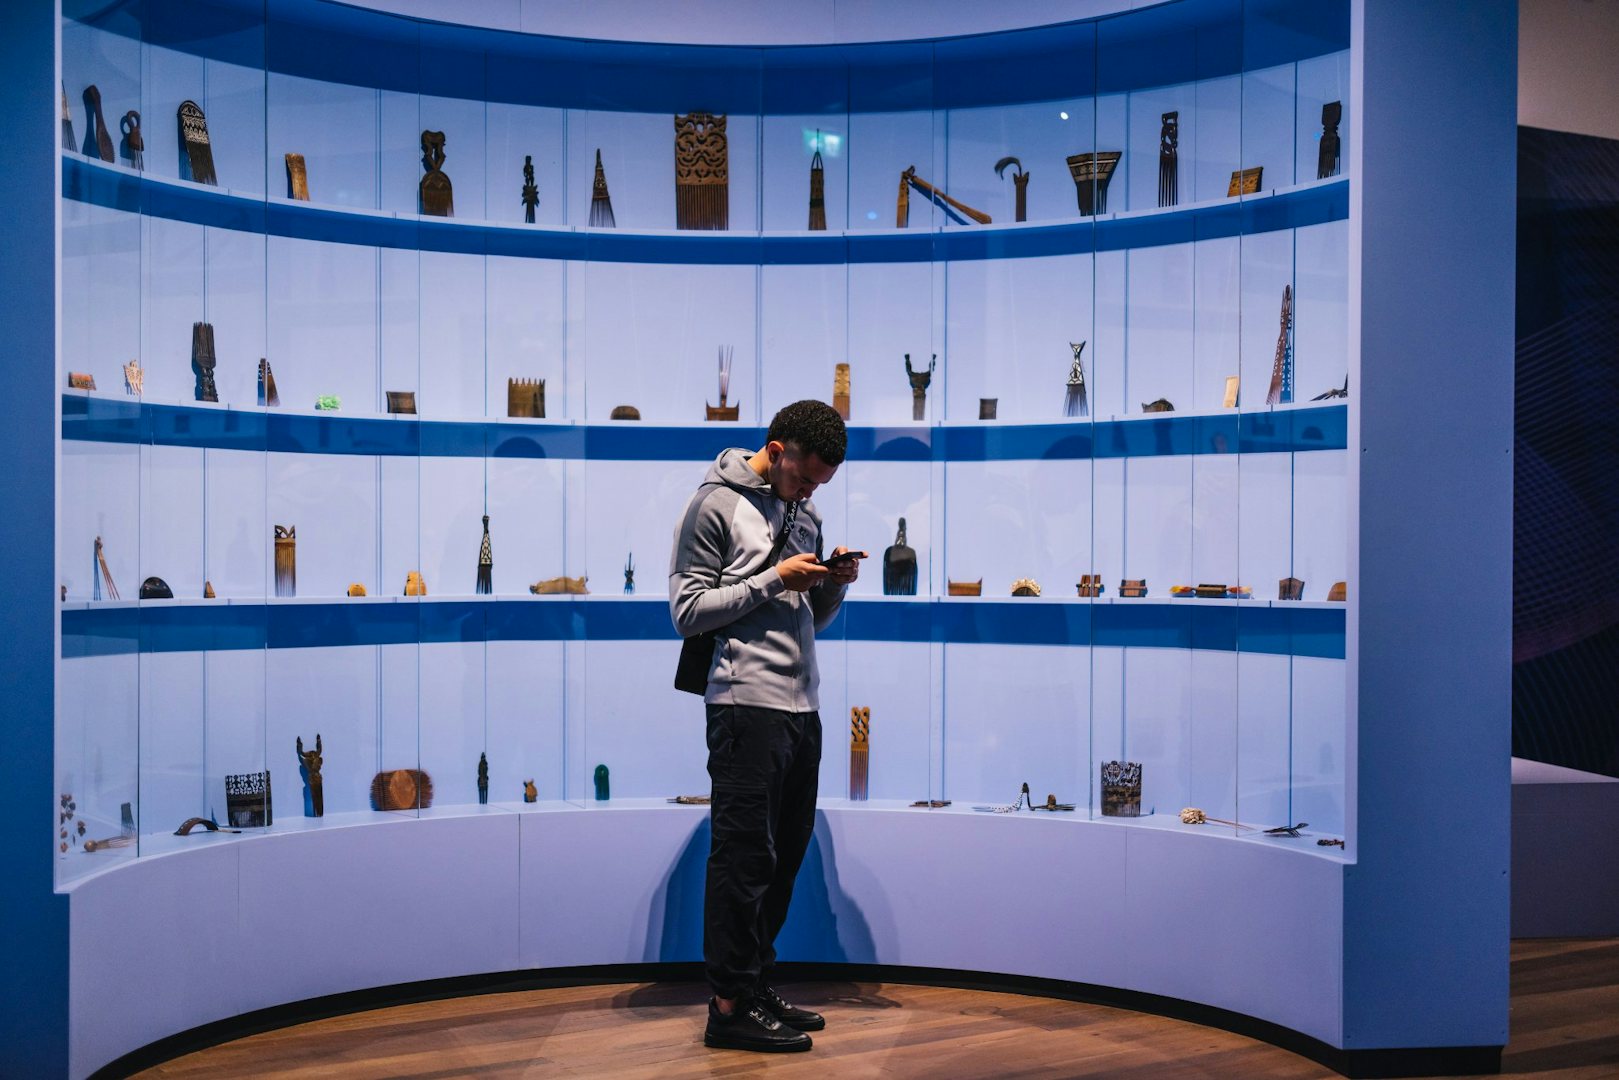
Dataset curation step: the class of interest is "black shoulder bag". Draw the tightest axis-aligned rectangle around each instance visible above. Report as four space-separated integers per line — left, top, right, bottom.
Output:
674 496 799 695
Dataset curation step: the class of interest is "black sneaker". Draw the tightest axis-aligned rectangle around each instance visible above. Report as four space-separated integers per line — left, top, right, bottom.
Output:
704 997 813 1053
754 985 826 1032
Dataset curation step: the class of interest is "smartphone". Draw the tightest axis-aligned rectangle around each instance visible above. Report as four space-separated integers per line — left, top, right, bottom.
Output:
821 549 866 567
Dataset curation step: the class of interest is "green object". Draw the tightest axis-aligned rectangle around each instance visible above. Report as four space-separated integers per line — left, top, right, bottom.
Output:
593 764 609 801
315 395 340 411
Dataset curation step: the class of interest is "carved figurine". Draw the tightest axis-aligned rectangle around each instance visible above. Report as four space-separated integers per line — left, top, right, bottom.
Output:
285 153 309 200
1224 375 1241 409
623 554 635 595
204 581 216 598
296 734 323 817
1265 285 1294 406
1318 101 1342 180
1011 578 1041 597
1076 575 1103 597
905 353 936 421
609 405 639 420
523 779 537 803
120 110 143 171
508 377 545 418
808 140 827 231
706 345 739 421
833 363 850 420
123 359 143 396
947 579 982 596
674 112 729 230
371 769 432 811
274 525 295 597
405 571 426 596
521 154 538 223
386 391 415 414
1119 579 1148 598
1228 166 1263 197
530 575 588 595
258 359 279 406
1065 341 1088 417
347 583 365 596
1328 581 1347 602
994 156 1029 222
477 752 489 805
897 166 990 227
882 518 918 596
82 85 114 162
419 130 453 217
589 149 616 227
1066 151 1121 216
192 322 218 402
1142 398 1174 413
849 707 869 801
139 577 173 599
594 764 610 802
177 100 218 185
476 515 493 595
1158 111 1178 207
1279 577 1304 601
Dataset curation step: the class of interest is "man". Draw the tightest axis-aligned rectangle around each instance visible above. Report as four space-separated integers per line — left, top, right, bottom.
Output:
669 399 864 1053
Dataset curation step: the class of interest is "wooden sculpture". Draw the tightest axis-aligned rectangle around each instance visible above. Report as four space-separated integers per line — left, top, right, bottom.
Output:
623 554 635 595
947 579 982 596
521 155 538 223
419 130 453 216
120 110 143 171
273 525 296 597
296 734 323 817
177 100 218 185
258 359 279 406
1065 341 1088 417
808 144 827 230
1119 579 1148 598
1076 575 1103 597
285 153 309 200
994 156 1029 222
1279 576 1305 601
523 779 537 803
849 707 870 802
905 353 935 421
530 576 588 595
203 581 216 598
1066 151 1121 216
1265 285 1294 406
508 377 545 418
347 583 366 596
1159 112 1178 207
1142 398 1174 413
883 519 917 596
1194 583 1228 599
405 571 426 596
371 769 432 811
1318 101 1342 179
1228 166 1263 197
139 577 173 600
386 391 415 414
68 373 95 391
706 345 739 420
1011 578 1042 597
674 112 728 230
123 359 143 396
192 322 218 402
589 149 616 227
476 515 493 595
1328 581 1347 602
61 83 76 151
832 363 851 420
609 405 640 420
1223 375 1241 409
478 753 489 805
897 166 990 227
594 764 610 801
82 85 114 162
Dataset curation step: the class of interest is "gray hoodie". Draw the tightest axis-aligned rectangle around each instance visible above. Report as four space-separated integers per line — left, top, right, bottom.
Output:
669 448 846 711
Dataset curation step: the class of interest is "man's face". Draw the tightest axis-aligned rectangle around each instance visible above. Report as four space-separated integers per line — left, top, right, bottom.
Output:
768 441 838 501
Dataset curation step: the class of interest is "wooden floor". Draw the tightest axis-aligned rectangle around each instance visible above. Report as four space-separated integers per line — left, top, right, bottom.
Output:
138 939 1618 1079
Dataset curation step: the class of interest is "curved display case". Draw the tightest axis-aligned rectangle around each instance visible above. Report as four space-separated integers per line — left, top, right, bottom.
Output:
45 1 1515 1077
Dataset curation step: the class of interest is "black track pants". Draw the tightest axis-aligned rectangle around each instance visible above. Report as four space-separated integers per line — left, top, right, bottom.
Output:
703 704 821 1001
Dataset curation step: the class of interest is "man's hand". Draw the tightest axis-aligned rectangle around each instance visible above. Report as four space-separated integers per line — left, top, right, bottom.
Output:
777 552 830 592
824 547 867 586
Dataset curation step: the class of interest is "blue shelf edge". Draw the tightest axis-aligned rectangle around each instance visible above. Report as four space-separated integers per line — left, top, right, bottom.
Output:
61 598 1345 659
62 396 1347 462
63 156 1349 266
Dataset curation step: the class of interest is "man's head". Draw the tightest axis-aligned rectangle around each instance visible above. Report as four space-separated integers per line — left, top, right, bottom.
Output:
761 399 847 501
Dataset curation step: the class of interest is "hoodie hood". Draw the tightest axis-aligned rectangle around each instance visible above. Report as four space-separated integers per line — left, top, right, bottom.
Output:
709 446 776 496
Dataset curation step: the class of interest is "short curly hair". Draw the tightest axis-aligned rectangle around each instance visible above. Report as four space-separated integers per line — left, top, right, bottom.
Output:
767 399 847 467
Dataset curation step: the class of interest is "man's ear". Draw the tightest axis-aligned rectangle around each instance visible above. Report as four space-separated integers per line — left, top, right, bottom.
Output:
766 439 787 462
